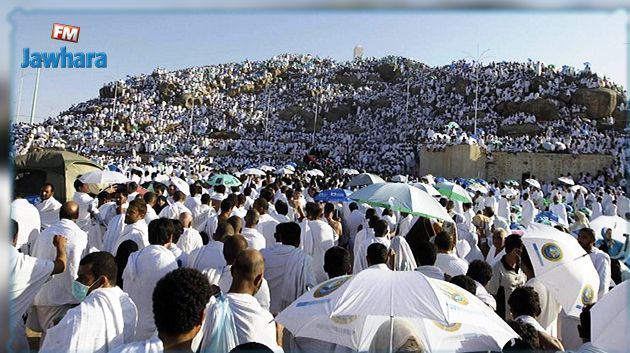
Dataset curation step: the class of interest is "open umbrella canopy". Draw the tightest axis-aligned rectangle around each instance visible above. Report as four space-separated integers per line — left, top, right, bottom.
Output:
591 280 629 353
525 178 541 189
241 168 266 176
569 185 588 194
259 165 276 172
390 175 408 183
168 176 191 196
206 173 242 187
277 270 517 353
80 170 129 185
467 183 488 194
341 168 360 175
558 176 575 186
276 167 294 175
535 211 560 226
347 173 385 187
589 215 630 243
411 183 441 197
284 165 296 172
350 183 451 221
305 169 325 177
435 182 473 203
314 188 353 203
522 223 600 317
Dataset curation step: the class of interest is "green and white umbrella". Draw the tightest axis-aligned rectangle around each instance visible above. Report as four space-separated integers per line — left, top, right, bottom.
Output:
347 173 385 187
206 173 242 187
435 181 473 203
350 182 452 221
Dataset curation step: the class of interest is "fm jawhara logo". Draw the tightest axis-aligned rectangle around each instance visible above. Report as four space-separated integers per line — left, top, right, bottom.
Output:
20 23 107 69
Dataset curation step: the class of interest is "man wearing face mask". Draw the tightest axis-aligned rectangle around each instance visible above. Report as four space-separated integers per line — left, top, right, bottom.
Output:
39 252 138 353
27 201 88 342
200 249 282 353
486 233 526 321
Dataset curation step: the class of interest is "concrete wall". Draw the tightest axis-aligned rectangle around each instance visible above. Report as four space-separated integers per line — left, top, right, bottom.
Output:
487 152 615 182
418 145 486 179
418 145 614 182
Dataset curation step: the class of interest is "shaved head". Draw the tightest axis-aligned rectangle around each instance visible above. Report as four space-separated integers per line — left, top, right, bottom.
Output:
227 216 243 234
232 249 264 283
223 234 248 264
179 212 193 228
60 201 80 220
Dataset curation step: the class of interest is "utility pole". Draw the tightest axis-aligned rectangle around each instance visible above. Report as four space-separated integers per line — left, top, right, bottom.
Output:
110 81 119 132
189 96 195 138
29 68 41 124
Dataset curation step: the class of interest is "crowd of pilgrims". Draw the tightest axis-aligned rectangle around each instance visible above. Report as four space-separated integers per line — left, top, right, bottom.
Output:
9 164 630 353
10 54 628 179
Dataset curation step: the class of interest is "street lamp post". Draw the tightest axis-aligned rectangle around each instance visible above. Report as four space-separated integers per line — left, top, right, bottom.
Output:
29 68 41 124
189 96 195 138
463 45 492 136
312 77 322 145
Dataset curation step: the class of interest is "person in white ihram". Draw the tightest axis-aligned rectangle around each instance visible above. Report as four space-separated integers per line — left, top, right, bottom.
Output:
27 201 88 342
8 219 66 351
300 203 338 283
176 212 204 254
39 252 138 353
11 193 41 254
36 183 62 230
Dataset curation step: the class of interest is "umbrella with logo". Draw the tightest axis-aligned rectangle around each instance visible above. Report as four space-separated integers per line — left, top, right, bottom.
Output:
206 174 242 187
80 170 129 185
347 173 385 187
314 189 353 203
591 279 629 353
349 183 451 221
522 223 600 317
435 181 473 203
589 215 630 243
277 270 518 353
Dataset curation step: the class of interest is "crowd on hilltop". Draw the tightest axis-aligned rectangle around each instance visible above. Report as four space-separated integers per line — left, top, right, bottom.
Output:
10 54 628 179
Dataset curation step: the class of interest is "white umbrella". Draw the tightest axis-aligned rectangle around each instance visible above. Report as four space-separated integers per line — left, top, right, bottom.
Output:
589 215 629 243
305 169 325 177
276 167 294 175
259 165 276 172
467 183 489 194
558 176 575 186
241 168 266 176
569 185 588 194
501 188 517 198
350 183 452 221
277 271 518 353
522 223 600 317
347 173 385 187
525 178 541 189
284 165 296 172
80 170 129 185
591 279 629 353
168 176 190 196
411 183 441 197
390 175 408 183
341 168 360 176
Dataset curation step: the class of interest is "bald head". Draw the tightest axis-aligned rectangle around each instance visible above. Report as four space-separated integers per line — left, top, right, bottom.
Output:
60 201 80 220
223 234 248 264
227 216 243 234
245 209 259 228
231 249 265 288
179 212 193 228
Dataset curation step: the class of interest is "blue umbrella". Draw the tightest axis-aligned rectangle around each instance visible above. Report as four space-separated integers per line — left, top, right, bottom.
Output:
286 161 297 168
314 189 352 203
107 164 121 172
